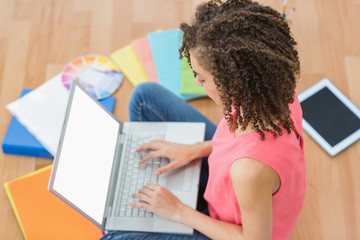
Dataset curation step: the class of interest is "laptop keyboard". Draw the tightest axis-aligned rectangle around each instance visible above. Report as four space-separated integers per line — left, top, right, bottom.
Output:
114 133 166 218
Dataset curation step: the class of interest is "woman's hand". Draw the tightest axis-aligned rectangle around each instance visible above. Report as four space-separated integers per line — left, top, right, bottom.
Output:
136 140 200 176
129 183 185 222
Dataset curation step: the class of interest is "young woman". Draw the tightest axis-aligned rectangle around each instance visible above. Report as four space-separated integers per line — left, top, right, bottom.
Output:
102 0 305 239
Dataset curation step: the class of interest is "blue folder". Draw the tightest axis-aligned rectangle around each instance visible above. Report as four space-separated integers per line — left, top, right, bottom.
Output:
148 29 201 100
2 89 116 158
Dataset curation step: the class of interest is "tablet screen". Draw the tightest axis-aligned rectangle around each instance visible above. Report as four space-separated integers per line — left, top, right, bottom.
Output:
301 87 360 146
299 79 360 156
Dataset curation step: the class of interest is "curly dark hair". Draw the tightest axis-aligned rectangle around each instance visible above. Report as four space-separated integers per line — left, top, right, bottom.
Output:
179 0 300 140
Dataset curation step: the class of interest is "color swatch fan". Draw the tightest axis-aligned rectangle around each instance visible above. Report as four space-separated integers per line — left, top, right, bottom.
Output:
62 55 123 100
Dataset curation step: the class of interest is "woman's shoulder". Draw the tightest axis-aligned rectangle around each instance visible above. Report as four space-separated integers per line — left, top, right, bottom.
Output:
231 158 279 180
230 157 280 195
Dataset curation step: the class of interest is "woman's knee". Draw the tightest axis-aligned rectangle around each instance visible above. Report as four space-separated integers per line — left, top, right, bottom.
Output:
129 83 155 112
128 82 164 121
130 82 162 101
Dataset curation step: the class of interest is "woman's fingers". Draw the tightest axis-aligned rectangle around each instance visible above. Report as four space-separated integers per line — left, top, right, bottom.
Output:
131 192 152 204
129 184 183 221
130 184 161 210
136 140 166 152
139 186 155 196
154 161 179 176
128 201 151 211
132 184 159 199
135 141 191 175
136 140 167 164
144 183 159 190
138 150 164 164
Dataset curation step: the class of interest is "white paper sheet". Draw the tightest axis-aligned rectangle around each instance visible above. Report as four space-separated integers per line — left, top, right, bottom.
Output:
6 74 69 156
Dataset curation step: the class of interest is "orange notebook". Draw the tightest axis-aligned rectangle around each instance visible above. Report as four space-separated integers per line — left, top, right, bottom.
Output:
4 165 103 240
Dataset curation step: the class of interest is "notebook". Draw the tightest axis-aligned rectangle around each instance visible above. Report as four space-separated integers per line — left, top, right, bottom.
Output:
131 36 159 83
299 78 360 156
4 165 102 240
48 81 205 235
110 44 149 86
148 29 202 100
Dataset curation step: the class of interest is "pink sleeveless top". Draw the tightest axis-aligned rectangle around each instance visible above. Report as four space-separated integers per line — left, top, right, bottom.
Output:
204 95 305 240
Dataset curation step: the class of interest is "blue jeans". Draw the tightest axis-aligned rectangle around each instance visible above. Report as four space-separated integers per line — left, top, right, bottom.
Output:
101 82 216 240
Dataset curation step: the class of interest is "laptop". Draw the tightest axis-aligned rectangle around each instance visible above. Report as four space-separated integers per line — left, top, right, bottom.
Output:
48 81 205 235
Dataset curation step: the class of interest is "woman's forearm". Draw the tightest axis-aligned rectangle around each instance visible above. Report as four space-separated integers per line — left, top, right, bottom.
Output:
191 140 212 159
178 204 244 240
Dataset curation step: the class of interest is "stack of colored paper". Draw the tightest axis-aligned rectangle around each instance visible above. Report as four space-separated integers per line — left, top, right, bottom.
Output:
110 29 206 100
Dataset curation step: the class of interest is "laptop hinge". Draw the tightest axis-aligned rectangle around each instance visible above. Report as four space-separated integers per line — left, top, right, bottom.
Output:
102 217 107 230
118 133 126 144
103 130 125 227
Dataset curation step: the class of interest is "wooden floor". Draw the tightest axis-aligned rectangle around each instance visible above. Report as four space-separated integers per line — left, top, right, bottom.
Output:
0 0 359 239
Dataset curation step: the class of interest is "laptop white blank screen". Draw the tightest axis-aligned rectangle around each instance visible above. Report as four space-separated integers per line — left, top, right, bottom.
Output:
52 85 119 225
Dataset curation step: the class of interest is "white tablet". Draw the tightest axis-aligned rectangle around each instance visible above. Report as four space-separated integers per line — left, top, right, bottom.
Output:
299 78 360 156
